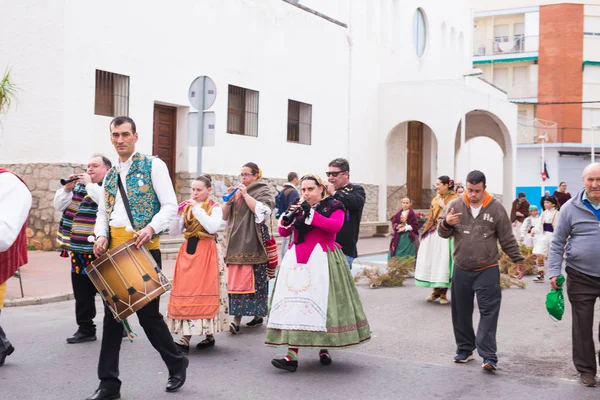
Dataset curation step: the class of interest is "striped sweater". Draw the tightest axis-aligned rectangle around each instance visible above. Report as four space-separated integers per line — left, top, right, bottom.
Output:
56 184 87 250
70 193 100 254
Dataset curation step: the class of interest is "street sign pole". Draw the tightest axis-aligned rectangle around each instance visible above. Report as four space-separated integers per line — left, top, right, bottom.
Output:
188 76 216 175
196 77 205 175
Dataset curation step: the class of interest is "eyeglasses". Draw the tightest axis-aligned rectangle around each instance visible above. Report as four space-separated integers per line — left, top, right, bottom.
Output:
240 173 255 178
325 171 347 177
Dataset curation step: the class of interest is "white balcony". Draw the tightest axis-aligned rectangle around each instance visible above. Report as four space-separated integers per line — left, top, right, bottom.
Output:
474 35 539 57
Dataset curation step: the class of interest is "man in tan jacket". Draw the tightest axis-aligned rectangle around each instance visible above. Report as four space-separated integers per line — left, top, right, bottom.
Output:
438 170 524 372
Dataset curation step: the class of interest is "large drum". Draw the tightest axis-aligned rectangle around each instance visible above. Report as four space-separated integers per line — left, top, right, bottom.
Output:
86 239 171 322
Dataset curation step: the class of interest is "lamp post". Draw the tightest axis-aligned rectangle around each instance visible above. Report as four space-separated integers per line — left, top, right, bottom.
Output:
537 131 548 197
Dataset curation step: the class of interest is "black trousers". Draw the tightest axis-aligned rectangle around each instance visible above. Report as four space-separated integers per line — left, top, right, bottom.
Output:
566 266 600 376
98 249 184 391
451 266 502 362
71 272 97 335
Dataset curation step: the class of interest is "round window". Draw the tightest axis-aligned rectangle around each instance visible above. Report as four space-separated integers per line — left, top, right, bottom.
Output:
413 8 427 57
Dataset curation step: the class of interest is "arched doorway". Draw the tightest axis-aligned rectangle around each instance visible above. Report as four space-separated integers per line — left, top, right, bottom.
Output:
386 120 438 214
454 110 514 208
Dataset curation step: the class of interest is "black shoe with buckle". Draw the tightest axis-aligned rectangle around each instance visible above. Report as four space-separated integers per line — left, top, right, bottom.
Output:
196 337 215 350
271 358 298 372
0 345 15 366
66 331 97 344
85 388 121 400
166 356 189 392
246 317 264 328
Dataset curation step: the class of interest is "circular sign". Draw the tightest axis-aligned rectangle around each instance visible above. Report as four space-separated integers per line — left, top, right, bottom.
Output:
188 76 216 110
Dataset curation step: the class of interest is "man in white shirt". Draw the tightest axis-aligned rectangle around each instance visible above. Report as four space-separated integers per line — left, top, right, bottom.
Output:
86 117 187 400
0 168 32 367
54 155 111 344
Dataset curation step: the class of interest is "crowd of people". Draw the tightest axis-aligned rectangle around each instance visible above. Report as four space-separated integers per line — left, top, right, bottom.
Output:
2 115 600 395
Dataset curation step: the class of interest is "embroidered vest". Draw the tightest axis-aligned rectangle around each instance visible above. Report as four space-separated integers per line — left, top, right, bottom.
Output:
56 183 87 249
183 199 218 240
70 184 102 254
103 153 160 230
0 168 29 284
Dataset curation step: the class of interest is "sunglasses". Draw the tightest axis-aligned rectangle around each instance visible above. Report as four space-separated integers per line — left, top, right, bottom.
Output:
325 171 347 177
240 173 256 178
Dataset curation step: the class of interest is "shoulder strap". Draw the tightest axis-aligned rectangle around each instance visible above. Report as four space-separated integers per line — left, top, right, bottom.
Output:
117 175 136 228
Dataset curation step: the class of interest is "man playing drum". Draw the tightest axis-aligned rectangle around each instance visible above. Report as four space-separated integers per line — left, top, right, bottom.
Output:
54 155 111 344
88 116 188 400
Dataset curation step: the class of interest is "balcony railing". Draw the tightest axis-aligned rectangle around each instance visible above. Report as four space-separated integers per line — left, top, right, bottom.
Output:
473 35 539 57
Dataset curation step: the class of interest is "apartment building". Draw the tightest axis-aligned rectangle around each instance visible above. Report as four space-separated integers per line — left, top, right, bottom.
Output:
473 2 600 200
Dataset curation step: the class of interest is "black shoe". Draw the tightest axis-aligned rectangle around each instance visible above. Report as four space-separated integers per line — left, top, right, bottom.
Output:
0 345 14 366
85 388 121 400
166 356 189 392
246 317 264 328
271 358 298 372
229 322 240 334
174 341 189 354
319 351 332 365
453 351 475 363
195 337 215 350
67 331 97 344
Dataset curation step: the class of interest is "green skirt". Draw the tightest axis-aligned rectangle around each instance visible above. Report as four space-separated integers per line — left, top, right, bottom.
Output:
265 248 371 349
388 233 416 260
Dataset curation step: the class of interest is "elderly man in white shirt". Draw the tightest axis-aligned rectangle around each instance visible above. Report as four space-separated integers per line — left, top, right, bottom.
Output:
85 117 186 400
0 168 32 367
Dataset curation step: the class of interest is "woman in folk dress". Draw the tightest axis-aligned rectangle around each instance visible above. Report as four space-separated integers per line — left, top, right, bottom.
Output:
166 174 228 353
389 197 419 260
265 174 371 372
532 196 560 282
414 176 458 305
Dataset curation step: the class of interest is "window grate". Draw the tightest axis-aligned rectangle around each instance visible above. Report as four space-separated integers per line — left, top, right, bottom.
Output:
287 100 312 145
95 70 129 117
227 85 259 137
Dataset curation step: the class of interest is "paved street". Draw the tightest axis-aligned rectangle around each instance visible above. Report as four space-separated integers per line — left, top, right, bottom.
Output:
2 274 599 400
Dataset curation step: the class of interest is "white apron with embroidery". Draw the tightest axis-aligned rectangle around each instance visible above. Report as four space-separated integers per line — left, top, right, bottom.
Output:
267 245 329 332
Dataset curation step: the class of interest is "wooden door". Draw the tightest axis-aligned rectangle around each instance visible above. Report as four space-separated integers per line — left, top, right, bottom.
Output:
407 121 423 208
153 105 177 185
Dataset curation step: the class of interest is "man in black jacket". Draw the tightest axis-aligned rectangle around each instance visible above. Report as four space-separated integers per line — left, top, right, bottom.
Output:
326 158 366 269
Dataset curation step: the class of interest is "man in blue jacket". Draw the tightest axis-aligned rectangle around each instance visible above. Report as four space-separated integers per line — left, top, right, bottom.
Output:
548 163 600 388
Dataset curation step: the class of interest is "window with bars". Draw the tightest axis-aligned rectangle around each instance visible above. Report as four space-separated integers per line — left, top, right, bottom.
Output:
95 70 129 117
227 85 259 136
287 100 312 145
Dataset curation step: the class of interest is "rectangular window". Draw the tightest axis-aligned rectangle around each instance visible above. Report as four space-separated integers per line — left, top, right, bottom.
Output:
287 100 312 145
227 85 259 137
95 70 129 117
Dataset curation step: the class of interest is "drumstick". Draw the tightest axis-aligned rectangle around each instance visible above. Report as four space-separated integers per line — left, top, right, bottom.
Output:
126 226 154 243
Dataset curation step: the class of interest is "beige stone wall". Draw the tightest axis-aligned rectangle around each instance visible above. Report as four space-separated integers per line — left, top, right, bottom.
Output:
1 163 86 250
0 164 386 250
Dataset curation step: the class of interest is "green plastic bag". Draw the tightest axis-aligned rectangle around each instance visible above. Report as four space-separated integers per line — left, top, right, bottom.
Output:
546 275 566 321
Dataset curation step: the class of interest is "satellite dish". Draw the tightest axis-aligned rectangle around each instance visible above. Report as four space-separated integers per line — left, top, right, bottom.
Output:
189 76 216 110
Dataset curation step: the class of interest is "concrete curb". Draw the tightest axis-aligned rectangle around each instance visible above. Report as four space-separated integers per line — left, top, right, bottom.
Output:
5 292 74 308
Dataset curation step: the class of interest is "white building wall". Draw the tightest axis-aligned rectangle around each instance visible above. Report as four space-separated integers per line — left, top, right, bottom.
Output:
0 1 66 162
1 0 350 180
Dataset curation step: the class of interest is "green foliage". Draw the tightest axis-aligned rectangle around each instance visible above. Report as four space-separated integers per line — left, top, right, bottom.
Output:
0 67 18 114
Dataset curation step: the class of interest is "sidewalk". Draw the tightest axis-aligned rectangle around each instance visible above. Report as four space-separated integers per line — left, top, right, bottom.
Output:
4 236 390 306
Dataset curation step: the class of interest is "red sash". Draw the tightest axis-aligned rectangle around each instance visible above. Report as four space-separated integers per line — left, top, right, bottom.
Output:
0 168 29 284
